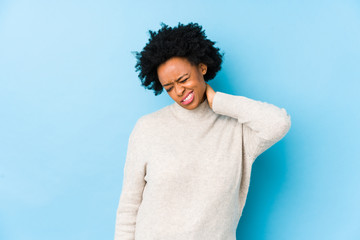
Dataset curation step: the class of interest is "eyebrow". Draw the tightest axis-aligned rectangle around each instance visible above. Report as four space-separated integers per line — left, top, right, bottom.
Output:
163 73 189 87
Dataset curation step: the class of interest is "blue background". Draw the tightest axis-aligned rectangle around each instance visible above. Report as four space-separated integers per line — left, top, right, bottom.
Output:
1 0 359 239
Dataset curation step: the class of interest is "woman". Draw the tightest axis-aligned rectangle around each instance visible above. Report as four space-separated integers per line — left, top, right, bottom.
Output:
114 22 291 240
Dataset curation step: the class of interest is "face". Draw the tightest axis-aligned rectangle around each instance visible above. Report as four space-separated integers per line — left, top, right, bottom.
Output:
157 57 207 110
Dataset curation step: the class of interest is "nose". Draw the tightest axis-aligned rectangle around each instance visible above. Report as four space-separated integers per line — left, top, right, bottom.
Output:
175 84 185 96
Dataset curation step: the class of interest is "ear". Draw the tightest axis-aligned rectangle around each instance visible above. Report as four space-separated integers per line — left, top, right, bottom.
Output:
198 63 207 75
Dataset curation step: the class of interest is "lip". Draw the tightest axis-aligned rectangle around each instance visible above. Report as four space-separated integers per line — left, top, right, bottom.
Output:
181 91 193 102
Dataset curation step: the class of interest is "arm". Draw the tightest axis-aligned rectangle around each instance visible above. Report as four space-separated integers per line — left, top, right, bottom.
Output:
114 119 147 240
208 87 291 162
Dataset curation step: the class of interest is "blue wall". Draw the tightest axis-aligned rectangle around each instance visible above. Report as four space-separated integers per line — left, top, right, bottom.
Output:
1 0 359 239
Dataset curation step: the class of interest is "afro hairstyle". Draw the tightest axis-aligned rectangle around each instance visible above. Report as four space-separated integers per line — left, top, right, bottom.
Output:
134 22 224 96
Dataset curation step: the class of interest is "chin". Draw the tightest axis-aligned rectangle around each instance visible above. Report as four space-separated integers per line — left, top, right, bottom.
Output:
186 102 200 110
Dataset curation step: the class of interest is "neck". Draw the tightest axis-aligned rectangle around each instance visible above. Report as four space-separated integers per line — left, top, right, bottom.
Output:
170 97 213 122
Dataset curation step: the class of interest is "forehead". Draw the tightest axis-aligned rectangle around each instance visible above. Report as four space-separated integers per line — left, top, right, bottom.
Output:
157 57 194 83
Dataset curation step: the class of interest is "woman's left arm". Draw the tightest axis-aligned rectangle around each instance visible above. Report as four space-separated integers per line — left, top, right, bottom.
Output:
206 84 291 162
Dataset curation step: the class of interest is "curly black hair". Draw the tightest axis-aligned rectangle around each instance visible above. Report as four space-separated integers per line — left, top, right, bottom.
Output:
134 22 224 96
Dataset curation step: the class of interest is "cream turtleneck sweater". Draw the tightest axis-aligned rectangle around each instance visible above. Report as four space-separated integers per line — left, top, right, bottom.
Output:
114 91 291 240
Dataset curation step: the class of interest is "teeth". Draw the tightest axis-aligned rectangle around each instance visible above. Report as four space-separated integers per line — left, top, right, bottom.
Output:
183 92 193 102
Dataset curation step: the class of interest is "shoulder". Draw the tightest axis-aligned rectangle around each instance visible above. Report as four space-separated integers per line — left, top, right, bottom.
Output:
131 104 172 135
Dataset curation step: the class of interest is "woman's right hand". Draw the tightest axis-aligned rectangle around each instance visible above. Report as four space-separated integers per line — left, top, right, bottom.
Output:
205 83 216 109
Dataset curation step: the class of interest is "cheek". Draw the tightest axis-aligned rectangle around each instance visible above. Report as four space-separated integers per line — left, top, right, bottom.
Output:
196 77 206 90
196 72 206 85
188 77 205 88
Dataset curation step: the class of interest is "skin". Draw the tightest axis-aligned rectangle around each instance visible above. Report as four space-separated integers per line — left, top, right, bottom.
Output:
157 56 216 110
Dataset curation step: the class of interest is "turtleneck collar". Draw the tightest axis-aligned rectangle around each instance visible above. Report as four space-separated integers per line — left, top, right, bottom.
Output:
170 97 214 121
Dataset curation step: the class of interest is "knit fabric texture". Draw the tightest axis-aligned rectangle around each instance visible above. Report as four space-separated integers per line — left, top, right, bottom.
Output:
114 91 291 240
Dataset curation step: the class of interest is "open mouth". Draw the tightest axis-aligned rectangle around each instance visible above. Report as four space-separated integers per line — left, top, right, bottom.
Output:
181 91 194 105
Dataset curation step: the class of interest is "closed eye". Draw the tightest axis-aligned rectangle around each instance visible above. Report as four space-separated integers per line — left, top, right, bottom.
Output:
165 78 188 92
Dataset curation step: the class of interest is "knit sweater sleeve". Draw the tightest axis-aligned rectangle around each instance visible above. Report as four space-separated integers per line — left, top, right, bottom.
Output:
114 118 147 240
212 91 291 163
